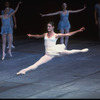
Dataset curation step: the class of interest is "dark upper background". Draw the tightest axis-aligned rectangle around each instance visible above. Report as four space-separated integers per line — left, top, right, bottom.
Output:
0 0 99 40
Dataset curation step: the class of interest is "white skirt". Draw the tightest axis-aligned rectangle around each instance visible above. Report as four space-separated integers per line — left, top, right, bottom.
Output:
45 44 66 56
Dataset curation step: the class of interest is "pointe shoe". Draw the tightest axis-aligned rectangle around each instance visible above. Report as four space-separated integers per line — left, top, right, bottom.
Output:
7 46 9 49
81 48 89 53
2 54 6 60
16 69 26 75
8 51 12 57
7 45 15 49
11 45 15 49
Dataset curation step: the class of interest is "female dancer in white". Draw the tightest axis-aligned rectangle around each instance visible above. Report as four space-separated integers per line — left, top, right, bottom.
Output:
17 22 88 75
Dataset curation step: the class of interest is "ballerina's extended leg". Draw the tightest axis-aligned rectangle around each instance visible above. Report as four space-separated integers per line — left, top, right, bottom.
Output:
2 34 6 60
16 55 54 75
8 34 13 57
60 48 89 55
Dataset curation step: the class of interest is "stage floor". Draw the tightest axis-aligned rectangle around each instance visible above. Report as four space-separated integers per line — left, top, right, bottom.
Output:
0 38 100 99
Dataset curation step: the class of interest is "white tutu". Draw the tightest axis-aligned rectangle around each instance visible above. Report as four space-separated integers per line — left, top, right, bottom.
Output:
45 44 66 56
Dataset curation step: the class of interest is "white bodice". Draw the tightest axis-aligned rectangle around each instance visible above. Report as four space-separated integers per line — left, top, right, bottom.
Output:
44 33 58 48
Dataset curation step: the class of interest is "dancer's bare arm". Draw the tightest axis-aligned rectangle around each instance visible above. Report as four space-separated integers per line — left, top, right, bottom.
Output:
13 14 17 29
8 1 22 17
68 5 86 13
27 33 46 38
56 27 85 38
40 11 61 17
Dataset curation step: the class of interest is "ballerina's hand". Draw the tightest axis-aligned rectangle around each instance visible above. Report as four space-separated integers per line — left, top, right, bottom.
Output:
27 34 32 38
79 27 85 32
18 1 22 5
84 4 86 9
40 13 45 17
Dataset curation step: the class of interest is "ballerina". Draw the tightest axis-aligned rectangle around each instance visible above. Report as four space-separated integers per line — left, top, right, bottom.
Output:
0 1 22 60
17 22 88 75
1 1 17 49
40 3 86 49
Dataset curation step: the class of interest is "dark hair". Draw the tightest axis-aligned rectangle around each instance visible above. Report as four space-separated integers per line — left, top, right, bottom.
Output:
4 1 10 5
48 22 55 27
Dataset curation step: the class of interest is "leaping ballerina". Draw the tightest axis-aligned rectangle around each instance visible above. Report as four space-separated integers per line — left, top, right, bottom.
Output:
17 22 89 75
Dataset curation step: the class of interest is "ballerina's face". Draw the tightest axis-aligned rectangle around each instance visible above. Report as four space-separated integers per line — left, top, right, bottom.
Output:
47 24 54 32
4 8 9 15
62 3 67 10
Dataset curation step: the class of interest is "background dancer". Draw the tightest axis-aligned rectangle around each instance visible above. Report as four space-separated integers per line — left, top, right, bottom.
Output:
0 1 22 60
1 1 17 49
40 3 86 49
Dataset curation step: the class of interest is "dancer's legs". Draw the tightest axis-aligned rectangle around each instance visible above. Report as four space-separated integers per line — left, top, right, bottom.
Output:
7 24 15 48
17 55 54 75
8 33 13 57
2 34 7 60
7 34 15 48
11 34 15 48
60 29 64 44
65 29 69 49
60 48 89 55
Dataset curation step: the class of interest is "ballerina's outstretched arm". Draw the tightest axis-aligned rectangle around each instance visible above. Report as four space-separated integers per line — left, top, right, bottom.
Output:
40 11 61 17
27 33 45 38
68 5 86 13
8 1 22 17
56 27 85 38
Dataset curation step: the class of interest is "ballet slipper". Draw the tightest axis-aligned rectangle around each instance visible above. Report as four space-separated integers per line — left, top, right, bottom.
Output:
16 69 26 75
8 50 12 57
81 48 89 53
2 53 6 60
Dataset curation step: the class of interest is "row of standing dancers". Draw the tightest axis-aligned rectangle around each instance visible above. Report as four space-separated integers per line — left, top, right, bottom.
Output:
0 1 89 75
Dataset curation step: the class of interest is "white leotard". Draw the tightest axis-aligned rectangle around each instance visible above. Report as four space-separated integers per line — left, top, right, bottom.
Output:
44 33 65 56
